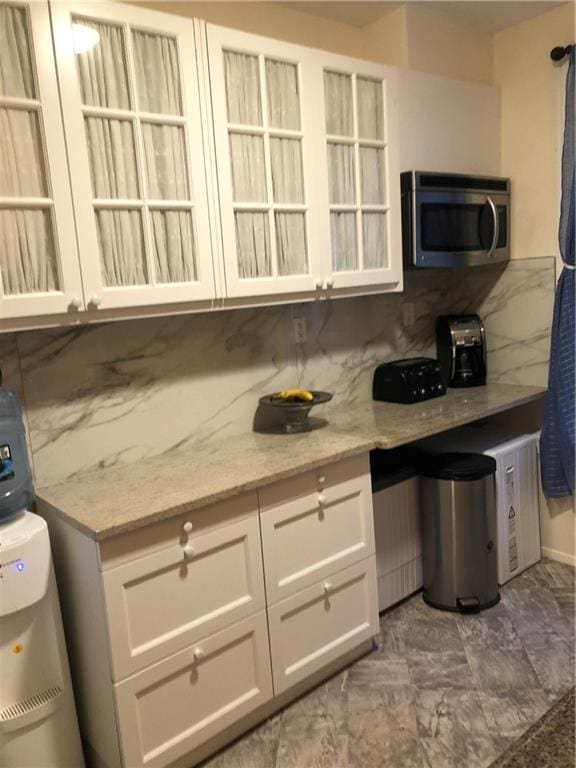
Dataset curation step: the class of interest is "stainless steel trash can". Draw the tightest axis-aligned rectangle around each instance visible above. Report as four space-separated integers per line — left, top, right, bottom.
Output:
419 452 500 612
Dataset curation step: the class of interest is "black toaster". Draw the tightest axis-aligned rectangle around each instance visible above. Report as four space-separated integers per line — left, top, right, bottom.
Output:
373 358 446 404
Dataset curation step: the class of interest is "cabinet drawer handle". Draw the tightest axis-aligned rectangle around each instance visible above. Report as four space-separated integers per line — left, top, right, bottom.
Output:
183 543 195 558
323 582 333 594
182 521 193 534
317 492 327 505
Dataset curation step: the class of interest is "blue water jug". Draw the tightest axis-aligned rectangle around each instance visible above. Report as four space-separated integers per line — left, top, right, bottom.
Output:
0 388 33 521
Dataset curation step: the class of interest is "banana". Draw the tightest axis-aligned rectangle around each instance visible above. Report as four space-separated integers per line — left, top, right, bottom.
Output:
272 389 314 403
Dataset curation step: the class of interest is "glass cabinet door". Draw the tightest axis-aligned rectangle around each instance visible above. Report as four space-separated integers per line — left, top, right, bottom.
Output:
0 1 83 320
320 58 402 291
51 2 216 310
207 25 323 298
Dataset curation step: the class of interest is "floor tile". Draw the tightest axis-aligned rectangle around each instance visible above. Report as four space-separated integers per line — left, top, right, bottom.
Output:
502 585 567 639
275 719 348 768
348 688 419 768
479 688 561 745
407 650 475 689
348 654 411 687
280 671 348 732
374 619 405 654
531 560 575 591
457 612 522 650
466 647 541 691
401 617 465 653
202 733 278 768
381 593 450 623
413 688 492 740
522 631 575 693
418 733 498 768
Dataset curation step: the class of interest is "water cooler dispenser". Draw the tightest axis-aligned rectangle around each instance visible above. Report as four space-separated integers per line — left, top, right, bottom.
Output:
0 388 84 767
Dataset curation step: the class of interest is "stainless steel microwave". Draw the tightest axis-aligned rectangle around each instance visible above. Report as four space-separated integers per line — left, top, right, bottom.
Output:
401 171 510 268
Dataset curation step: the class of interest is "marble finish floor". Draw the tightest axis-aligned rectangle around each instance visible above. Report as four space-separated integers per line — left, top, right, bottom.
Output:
203 559 575 768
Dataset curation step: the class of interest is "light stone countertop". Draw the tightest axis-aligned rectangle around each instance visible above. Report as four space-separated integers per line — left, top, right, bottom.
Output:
36 383 545 540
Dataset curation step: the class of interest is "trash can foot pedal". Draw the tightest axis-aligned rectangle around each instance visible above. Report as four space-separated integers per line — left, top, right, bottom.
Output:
457 596 480 613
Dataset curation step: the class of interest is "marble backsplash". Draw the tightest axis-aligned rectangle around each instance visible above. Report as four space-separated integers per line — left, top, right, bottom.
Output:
0 257 554 488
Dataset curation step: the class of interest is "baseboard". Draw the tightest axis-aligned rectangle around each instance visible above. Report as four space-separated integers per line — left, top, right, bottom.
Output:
541 547 576 567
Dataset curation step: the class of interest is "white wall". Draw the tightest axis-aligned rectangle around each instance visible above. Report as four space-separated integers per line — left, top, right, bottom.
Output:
405 3 494 85
495 3 575 265
494 4 575 566
397 70 500 174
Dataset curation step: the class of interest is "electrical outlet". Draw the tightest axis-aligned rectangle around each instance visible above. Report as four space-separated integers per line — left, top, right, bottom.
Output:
293 317 307 344
403 302 416 327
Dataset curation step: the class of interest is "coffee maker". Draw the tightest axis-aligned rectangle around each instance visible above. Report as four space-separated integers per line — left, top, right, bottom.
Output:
436 315 486 387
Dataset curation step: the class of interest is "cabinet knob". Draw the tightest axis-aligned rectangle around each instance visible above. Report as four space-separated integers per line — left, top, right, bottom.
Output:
192 647 204 662
183 521 193 534
317 475 326 485
326 279 334 289
315 280 324 290
317 492 327 505
89 295 102 308
323 582 333 594
69 296 82 310
183 543 195 558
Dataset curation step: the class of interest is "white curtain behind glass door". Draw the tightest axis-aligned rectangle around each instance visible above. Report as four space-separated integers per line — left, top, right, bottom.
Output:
132 30 181 114
76 18 198 287
0 5 60 294
0 4 34 97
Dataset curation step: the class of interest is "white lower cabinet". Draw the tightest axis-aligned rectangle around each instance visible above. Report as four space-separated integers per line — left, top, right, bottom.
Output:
114 611 273 768
259 455 375 603
267 557 378 694
42 454 379 768
103 514 265 679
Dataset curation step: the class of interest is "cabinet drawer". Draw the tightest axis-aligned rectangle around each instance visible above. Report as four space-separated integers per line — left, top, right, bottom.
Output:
259 454 370 512
115 611 273 768
268 557 378 695
103 515 265 680
100 492 258 570
260 458 374 604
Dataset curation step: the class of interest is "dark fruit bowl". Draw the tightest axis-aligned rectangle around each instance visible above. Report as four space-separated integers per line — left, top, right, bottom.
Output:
259 391 333 433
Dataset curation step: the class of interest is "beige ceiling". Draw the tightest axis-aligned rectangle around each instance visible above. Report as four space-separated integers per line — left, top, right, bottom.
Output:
281 1 570 32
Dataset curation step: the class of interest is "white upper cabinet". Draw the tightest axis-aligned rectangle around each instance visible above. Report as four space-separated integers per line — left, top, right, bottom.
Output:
206 25 324 298
0 5 405 326
51 2 217 310
317 55 402 291
207 26 402 300
0 0 83 319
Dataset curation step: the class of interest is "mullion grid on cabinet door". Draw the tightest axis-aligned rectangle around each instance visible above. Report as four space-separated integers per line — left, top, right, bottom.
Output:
0 4 63 297
258 53 278 279
129 24 200 286
74 14 148 288
223 47 270 280
357 76 389 271
224 47 308 281
324 68 358 274
351 73 363 273
267 56 308 278
0 102 61 297
123 20 156 290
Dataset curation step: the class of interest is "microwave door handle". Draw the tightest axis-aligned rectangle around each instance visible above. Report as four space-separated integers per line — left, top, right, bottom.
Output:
486 195 499 257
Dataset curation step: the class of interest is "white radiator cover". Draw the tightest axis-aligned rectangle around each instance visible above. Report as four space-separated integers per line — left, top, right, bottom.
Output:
373 476 422 612
487 433 542 584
